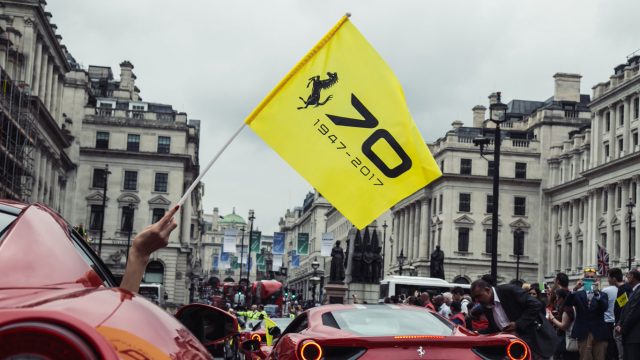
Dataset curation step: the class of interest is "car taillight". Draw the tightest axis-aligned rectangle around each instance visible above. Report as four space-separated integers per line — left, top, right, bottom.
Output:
0 321 98 359
506 340 528 360
298 339 323 360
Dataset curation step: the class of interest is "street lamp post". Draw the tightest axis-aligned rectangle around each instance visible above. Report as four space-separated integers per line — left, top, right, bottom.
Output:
125 203 135 265
514 228 524 281
397 249 407 276
98 164 111 257
310 258 320 305
247 210 255 282
239 226 246 283
627 199 635 271
474 92 508 285
382 220 388 280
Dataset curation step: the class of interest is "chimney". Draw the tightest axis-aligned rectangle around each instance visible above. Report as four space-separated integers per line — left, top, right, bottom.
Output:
472 105 486 128
451 120 463 129
119 60 135 94
213 207 219 229
553 73 581 102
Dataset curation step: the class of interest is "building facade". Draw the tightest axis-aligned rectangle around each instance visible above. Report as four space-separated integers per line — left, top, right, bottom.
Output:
391 73 592 284
545 55 640 280
0 0 74 211
68 61 203 308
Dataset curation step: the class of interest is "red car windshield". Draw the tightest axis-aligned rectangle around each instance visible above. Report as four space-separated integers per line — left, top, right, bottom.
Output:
326 306 454 337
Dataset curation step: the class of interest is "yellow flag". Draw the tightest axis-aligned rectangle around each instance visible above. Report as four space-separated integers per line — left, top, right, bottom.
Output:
246 15 441 229
617 292 629 308
264 317 278 346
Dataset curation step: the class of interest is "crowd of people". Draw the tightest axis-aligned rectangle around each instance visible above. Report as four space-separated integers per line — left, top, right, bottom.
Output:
379 268 640 360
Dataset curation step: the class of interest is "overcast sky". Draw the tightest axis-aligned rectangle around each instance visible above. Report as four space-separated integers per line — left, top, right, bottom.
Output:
48 0 639 233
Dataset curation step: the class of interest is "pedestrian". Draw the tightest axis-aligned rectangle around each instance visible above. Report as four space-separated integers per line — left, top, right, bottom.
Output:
420 292 436 311
615 269 640 360
469 303 489 333
449 301 466 328
471 278 558 359
613 268 632 360
567 267 609 360
547 288 579 360
603 268 623 360
452 286 470 314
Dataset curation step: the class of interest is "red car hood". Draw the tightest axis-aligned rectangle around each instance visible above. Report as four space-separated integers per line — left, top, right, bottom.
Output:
0 286 211 358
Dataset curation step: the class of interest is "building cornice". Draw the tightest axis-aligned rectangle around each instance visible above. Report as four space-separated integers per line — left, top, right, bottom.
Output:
31 96 71 149
430 174 542 187
542 177 588 196
84 114 190 132
80 147 196 169
589 78 640 108
580 151 640 179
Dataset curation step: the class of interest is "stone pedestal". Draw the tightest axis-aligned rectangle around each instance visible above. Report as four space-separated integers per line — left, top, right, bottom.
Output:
347 283 381 304
323 282 348 304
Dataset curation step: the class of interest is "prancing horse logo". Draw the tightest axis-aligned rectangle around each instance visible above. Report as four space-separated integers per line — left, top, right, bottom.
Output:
297 72 338 110
417 346 425 358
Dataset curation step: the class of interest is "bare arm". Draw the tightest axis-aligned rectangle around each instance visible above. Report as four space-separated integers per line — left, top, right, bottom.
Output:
120 205 179 293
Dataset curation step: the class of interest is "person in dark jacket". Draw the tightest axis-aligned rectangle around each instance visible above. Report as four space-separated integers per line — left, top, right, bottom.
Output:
615 269 640 360
567 268 609 360
471 279 558 359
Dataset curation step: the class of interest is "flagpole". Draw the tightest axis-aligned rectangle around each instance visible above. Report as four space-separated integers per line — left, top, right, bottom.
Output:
178 122 247 207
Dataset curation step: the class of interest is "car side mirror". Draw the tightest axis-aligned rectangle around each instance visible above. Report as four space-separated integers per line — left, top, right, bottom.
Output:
268 326 281 337
241 339 261 353
175 304 238 345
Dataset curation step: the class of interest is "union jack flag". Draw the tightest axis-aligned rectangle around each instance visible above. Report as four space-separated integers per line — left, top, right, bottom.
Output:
597 243 610 276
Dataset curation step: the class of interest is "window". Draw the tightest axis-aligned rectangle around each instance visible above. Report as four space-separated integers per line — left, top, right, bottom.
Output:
513 230 524 255
89 205 103 230
606 112 611 132
92 168 106 188
157 136 171 154
440 160 445 172
569 205 573 225
97 101 114 116
634 98 639 119
617 186 622 209
580 201 585 222
131 104 145 119
458 228 470 252
486 195 494 213
121 206 134 232
438 194 443 213
487 161 495 177
619 105 624 126
603 190 608 212
432 197 437 213
515 162 527 179
96 132 109 149
604 143 610 158
619 137 624 156
485 229 493 253
633 132 639 150
154 172 168 192
152 208 166 223
634 182 637 204
459 193 471 212
127 134 140 152
124 171 138 190
460 159 472 175
143 261 164 284
514 196 526 216
602 233 607 248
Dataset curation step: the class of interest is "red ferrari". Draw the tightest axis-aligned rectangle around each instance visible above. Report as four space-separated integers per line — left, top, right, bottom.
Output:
0 200 237 359
243 304 530 360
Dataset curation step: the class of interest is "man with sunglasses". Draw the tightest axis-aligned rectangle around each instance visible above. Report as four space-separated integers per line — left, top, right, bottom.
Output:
566 268 609 360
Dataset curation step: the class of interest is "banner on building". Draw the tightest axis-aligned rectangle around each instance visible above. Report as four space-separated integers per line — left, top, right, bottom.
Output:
291 254 300 268
213 254 219 270
250 231 262 253
223 229 237 253
258 263 266 272
220 252 230 270
273 254 283 269
297 233 309 255
321 232 334 256
231 256 239 269
257 252 265 266
273 232 285 254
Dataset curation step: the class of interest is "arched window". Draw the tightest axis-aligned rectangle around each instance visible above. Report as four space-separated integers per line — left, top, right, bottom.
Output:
144 261 164 284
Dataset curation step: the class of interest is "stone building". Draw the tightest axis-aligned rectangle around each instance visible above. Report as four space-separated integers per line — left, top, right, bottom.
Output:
67 60 203 309
544 56 640 280
0 0 74 210
391 73 591 284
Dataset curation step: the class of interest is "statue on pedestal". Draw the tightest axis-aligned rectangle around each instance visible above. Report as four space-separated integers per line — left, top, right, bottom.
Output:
430 245 445 279
372 246 382 283
330 241 345 283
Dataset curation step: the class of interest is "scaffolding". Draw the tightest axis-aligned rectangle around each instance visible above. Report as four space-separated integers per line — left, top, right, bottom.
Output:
0 63 36 201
